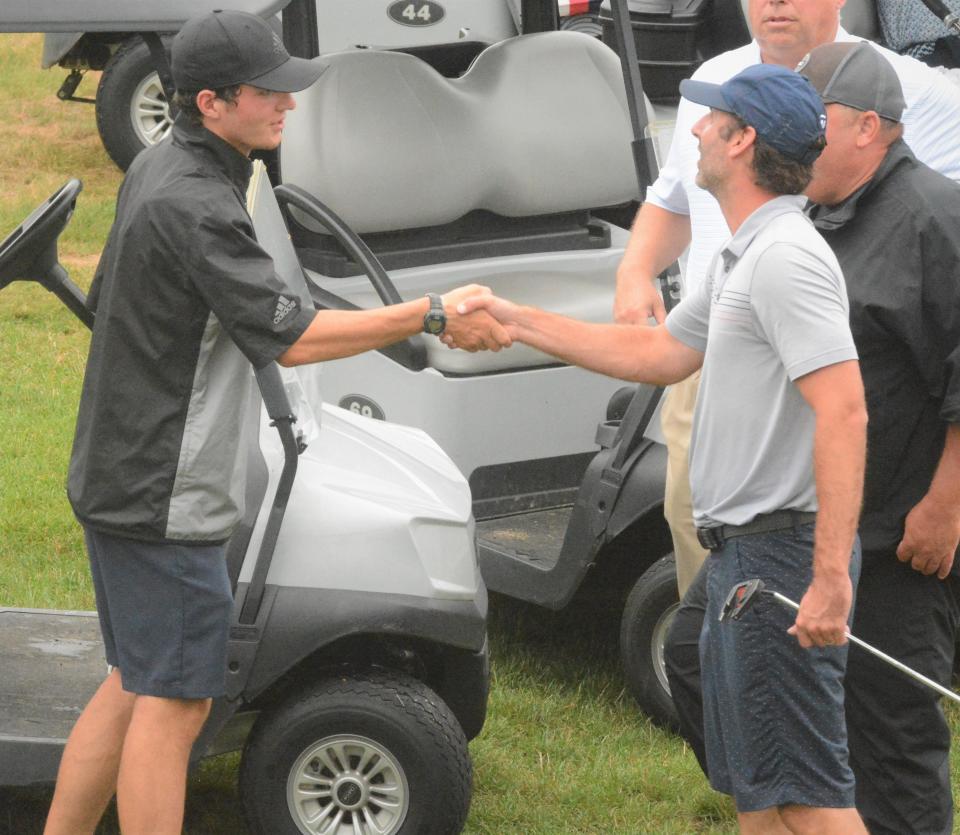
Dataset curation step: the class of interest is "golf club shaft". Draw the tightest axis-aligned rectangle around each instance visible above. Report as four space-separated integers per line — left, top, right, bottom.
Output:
770 591 960 705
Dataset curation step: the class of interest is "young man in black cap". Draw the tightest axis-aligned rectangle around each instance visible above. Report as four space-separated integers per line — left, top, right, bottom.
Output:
44 10 509 835
455 64 869 834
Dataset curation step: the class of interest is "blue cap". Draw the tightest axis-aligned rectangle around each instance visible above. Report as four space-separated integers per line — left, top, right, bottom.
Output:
680 64 827 165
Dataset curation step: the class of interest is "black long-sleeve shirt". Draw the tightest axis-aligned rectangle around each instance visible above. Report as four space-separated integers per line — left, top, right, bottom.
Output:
810 139 960 554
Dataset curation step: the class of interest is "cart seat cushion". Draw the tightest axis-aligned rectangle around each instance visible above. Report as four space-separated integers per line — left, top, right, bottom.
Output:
281 31 638 235
250 155 626 376
410 254 625 374
303 222 630 375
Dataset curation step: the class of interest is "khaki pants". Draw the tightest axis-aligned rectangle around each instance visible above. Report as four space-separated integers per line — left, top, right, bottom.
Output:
661 370 708 596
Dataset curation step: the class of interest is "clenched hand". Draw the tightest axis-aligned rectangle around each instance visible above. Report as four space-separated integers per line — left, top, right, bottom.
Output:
787 573 852 649
439 285 512 352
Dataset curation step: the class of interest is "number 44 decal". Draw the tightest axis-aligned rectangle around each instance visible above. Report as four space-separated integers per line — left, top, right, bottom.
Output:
387 0 445 26
403 3 432 21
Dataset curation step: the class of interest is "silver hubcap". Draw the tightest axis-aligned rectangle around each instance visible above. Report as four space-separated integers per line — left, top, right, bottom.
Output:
652 602 680 695
129 72 172 148
286 734 409 835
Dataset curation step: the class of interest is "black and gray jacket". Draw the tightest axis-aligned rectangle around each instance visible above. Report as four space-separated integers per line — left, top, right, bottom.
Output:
68 116 315 543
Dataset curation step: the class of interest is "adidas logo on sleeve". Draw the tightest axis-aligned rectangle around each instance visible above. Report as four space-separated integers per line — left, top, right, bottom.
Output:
273 295 299 325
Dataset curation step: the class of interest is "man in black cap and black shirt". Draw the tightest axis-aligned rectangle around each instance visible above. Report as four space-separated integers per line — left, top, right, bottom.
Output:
45 10 509 835
802 41 960 835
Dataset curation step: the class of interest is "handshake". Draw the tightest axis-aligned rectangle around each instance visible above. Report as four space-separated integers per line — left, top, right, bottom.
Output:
436 284 522 352
433 283 690 389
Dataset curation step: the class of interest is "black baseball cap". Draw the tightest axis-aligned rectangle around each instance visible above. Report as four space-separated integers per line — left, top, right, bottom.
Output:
680 64 827 165
172 9 326 93
797 42 905 123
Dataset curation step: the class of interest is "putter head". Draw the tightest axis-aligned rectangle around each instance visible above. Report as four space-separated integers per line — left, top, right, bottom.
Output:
719 579 766 623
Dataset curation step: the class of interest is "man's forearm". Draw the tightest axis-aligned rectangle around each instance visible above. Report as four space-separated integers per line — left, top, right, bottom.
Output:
618 202 692 281
788 362 867 648
793 362 867 577
614 203 691 324
923 424 960 513
811 402 867 579
279 302 425 366
503 304 703 385
279 285 511 366
897 423 960 577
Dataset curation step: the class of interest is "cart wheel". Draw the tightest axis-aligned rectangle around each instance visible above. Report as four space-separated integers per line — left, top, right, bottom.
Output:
239 670 472 835
620 554 681 730
95 37 174 171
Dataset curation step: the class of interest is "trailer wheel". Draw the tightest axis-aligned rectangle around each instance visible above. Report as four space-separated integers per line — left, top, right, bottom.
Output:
95 37 173 171
620 554 681 730
239 670 472 835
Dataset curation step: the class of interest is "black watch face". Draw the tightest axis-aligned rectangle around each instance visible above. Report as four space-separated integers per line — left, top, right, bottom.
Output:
424 314 445 335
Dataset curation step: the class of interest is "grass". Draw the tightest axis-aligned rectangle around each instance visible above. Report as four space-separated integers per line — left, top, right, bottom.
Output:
0 31 956 835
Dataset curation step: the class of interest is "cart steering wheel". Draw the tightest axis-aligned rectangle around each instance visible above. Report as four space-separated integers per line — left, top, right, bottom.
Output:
274 183 428 371
0 179 94 329
0 179 82 290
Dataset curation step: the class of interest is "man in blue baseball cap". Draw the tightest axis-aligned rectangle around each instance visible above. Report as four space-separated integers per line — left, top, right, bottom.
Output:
660 44 960 835
454 63 868 833
679 63 829 168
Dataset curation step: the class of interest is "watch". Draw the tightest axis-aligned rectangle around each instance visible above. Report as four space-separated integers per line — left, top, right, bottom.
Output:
422 292 446 336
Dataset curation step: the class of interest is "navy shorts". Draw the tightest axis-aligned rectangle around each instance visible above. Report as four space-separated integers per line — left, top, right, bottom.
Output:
700 523 861 812
85 526 233 699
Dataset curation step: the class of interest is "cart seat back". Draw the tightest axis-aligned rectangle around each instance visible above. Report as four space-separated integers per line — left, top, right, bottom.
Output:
278 32 641 375
280 31 638 235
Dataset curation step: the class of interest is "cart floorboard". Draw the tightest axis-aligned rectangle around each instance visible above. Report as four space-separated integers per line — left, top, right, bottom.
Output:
0 608 106 786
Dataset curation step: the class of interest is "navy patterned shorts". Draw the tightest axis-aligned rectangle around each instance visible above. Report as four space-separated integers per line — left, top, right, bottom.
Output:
700 523 861 812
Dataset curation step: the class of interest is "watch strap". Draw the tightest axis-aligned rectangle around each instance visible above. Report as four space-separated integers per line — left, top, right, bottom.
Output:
423 292 446 335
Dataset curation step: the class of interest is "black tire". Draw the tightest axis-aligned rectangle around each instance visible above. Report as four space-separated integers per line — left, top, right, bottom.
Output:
239 670 472 835
95 37 174 171
620 554 681 730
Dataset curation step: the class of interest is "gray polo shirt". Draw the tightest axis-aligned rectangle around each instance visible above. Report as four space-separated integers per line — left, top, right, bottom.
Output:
666 195 858 528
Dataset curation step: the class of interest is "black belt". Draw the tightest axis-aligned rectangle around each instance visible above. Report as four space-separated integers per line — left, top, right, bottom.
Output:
696 510 817 551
